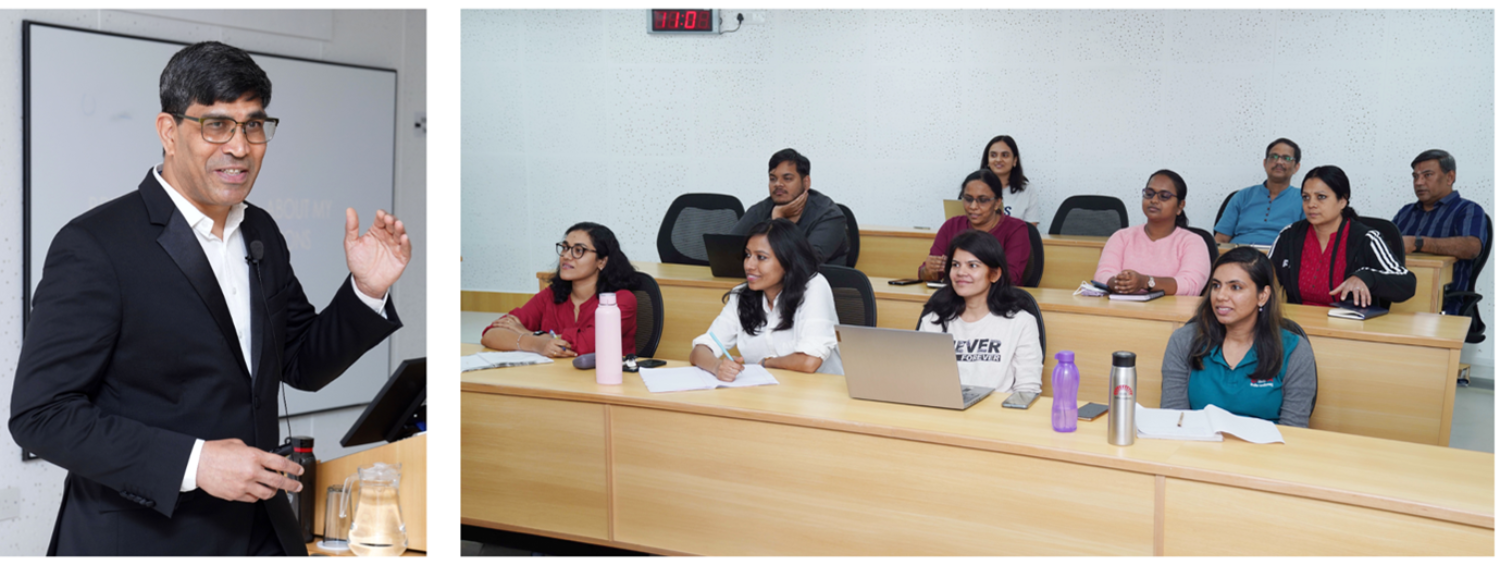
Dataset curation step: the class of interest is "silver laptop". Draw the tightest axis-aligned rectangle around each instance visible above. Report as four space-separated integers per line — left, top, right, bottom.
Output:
835 325 994 410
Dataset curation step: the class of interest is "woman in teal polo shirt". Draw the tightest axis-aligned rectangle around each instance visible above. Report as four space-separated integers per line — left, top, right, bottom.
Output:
1160 246 1317 427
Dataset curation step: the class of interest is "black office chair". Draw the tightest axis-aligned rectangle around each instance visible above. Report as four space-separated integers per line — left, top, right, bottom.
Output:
1015 288 1047 354
1186 226 1219 296
837 203 860 268
657 193 744 265
818 265 876 327
1214 189 1240 228
1356 216 1407 266
1442 211 1492 344
1049 195 1130 236
628 272 665 358
1021 221 1044 287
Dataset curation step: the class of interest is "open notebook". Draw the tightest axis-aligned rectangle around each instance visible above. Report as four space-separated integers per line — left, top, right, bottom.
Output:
639 364 779 393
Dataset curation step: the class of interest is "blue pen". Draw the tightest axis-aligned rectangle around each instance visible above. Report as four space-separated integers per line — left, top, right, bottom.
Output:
708 332 729 360
549 330 569 351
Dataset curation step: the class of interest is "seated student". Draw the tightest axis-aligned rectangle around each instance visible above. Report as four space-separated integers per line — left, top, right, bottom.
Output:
919 169 1029 284
1161 247 1317 427
481 222 638 357
1214 138 1306 245
979 135 1040 226
1094 170 1211 296
1394 149 1489 315
731 148 849 265
917 230 1043 393
691 218 844 380
1269 165 1415 308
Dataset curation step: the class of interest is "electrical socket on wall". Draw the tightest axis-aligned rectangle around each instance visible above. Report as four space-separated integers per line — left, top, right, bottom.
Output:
726 10 768 25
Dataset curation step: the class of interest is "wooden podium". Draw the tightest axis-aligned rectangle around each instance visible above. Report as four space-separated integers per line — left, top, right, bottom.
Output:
309 434 427 554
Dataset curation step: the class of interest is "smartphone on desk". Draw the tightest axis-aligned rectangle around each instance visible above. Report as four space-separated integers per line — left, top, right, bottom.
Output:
1002 391 1038 409
888 278 922 286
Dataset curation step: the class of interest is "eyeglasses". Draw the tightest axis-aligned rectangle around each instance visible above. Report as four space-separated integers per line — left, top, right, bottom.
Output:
960 195 997 205
1141 188 1178 202
556 242 597 259
174 114 279 144
1265 154 1297 164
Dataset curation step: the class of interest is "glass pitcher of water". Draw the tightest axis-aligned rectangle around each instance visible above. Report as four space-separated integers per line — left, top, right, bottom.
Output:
339 462 408 557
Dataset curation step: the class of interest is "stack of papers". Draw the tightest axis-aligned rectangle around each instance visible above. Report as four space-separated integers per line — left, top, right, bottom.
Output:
639 365 779 393
1135 404 1284 444
461 351 553 372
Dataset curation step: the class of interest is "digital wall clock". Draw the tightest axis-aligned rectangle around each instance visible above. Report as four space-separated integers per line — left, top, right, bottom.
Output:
650 9 718 34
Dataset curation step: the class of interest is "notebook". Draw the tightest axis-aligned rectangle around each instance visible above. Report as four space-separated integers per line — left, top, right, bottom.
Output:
461 351 553 372
1328 300 1388 320
639 365 778 393
702 233 749 279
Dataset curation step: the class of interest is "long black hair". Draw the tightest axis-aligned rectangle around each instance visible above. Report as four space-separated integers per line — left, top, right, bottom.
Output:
1149 169 1190 229
726 219 821 335
919 229 1030 332
978 135 1028 194
1188 246 1289 382
547 222 638 304
1301 165 1357 219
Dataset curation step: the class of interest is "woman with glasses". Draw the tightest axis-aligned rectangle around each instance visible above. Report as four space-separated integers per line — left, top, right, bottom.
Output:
1268 165 1415 308
480 222 639 357
919 169 1029 284
1094 170 1211 295
1161 247 1317 427
979 135 1040 226
690 219 843 381
917 230 1042 393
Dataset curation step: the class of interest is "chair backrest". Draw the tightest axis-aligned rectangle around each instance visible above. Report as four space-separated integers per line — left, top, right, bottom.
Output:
1016 288 1047 354
1471 212 1493 291
628 272 665 358
818 265 876 327
1214 189 1240 227
1355 216 1407 266
657 193 744 265
1021 221 1044 287
1049 195 1130 236
837 203 860 268
1186 227 1219 296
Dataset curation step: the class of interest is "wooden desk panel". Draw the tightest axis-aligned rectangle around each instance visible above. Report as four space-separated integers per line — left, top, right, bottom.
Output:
537 263 1467 444
461 354 1493 555
611 406 1156 555
1164 479 1491 556
461 393 610 540
858 226 1456 313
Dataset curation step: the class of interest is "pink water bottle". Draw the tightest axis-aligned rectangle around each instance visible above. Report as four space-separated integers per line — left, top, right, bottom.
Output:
1052 351 1079 432
595 293 622 385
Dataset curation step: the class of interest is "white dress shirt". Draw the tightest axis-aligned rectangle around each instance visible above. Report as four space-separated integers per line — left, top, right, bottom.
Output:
154 166 388 492
691 273 844 375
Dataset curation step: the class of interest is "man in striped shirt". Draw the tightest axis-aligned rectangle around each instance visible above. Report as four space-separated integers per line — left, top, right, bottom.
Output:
1394 149 1489 315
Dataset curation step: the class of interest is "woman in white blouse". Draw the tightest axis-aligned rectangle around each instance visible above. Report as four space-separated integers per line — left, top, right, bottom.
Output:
690 219 844 381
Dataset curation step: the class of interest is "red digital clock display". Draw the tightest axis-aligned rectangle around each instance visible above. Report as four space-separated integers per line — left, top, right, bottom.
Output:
652 9 714 33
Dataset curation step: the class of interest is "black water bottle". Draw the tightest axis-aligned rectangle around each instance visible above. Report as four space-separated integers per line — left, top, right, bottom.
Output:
285 436 317 543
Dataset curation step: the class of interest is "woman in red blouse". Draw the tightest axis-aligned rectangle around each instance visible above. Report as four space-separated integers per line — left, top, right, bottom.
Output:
481 222 639 357
1268 166 1415 309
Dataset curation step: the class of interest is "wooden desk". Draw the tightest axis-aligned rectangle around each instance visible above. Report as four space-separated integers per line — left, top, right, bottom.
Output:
461 348 1493 556
542 263 1470 445
859 226 1456 314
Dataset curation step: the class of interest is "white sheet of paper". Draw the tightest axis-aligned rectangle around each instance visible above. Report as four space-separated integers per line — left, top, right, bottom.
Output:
639 364 780 393
461 351 552 372
1203 404 1285 444
1136 405 1222 441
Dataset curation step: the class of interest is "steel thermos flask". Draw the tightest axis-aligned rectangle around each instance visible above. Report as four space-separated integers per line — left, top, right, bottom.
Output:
1107 351 1137 446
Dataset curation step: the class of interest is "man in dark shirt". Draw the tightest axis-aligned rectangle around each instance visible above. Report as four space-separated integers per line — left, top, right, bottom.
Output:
731 148 849 265
1393 149 1488 314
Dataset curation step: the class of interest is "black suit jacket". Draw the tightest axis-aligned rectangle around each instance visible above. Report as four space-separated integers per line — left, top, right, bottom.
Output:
9 171 402 555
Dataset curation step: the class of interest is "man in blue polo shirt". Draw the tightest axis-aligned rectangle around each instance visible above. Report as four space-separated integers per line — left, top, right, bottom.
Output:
1394 149 1488 315
1214 138 1306 246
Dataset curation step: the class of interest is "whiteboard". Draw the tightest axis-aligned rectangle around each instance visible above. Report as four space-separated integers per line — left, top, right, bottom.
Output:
24 22 398 417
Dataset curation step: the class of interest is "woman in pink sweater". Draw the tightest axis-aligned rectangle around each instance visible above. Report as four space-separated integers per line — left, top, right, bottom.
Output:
1094 170 1211 296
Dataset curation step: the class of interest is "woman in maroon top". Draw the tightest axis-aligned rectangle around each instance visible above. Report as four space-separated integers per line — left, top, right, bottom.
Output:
919 169 1030 284
481 222 639 357
1268 166 1415 309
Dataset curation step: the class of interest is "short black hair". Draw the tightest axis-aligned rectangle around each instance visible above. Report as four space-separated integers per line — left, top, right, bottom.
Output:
1411 149 1456 174
160 41 272 121
1302 165 1358 219
768 148 810 177
1265 138 1301 163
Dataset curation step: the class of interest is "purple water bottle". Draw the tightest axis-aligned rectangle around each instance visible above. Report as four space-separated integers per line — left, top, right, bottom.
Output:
1052 351 1079 432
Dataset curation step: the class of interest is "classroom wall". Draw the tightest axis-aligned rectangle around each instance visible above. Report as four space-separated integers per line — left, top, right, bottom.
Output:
462 9 1495 368
0 9 426 554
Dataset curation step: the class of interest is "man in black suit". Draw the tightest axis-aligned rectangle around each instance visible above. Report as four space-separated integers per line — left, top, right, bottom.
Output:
9 41 411 555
